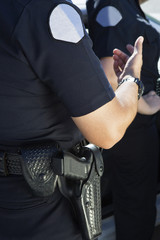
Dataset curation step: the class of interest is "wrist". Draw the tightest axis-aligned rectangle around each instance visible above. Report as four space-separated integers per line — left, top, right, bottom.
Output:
117 77 144 100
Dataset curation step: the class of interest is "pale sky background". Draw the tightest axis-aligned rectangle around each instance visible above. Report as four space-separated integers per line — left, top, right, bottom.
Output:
141 0 160 21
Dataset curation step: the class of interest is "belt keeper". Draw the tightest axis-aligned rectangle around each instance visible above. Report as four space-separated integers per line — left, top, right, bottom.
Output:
0 152 9 176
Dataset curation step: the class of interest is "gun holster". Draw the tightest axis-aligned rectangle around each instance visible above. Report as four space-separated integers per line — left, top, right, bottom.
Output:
57 144 104 240
20 142 104 240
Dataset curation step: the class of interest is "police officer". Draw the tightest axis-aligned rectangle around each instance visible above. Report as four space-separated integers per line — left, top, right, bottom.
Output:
0 0 143 239
87 0 160 239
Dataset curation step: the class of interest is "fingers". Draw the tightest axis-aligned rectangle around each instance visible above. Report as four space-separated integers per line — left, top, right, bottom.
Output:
113 51 127 77
147 90 157 96
113 49 129 63
113 53 125 70
113 49 129 77
126 44 134 54
113 49 129 68
113 36 144 80
113 60 121 77
145 91 159 99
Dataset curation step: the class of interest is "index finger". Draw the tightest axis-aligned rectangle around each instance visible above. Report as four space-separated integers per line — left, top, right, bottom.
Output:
113 48 129 65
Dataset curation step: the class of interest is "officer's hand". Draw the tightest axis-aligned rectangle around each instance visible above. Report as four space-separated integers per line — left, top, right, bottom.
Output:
113 36 144 82
138 91 160 115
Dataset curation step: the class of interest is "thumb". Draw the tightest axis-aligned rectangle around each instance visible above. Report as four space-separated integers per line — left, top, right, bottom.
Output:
134 36 144 55
126 36 144 55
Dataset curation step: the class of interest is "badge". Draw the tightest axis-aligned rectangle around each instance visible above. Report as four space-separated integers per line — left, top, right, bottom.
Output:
49 4 84 43
96 6 122 27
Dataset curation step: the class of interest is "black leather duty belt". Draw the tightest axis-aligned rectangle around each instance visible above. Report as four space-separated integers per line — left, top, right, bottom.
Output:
0 151 22 176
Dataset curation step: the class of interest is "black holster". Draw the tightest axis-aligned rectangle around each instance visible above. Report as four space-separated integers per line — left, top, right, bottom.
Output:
57 144 104 240
20 142 104 240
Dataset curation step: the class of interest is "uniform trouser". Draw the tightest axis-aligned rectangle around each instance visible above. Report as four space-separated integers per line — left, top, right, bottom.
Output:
0 174 83 240
102 124 159 240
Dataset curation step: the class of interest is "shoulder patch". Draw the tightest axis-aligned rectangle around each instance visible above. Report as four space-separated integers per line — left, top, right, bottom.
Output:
49 4 84 43
96 6 122 27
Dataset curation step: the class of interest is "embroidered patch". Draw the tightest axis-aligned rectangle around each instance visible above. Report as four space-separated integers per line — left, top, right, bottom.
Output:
49 4 84 43
96 6 122 27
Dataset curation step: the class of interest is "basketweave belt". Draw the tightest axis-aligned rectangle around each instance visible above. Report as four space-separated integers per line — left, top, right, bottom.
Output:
0 141 61 177
0 151 23 176
0 140 87 177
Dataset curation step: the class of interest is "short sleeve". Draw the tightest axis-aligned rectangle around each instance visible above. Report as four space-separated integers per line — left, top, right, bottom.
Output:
13 0 115 117
87 0 133 58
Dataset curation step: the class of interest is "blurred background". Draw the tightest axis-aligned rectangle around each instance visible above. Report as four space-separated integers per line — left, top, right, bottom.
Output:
141 0 160 21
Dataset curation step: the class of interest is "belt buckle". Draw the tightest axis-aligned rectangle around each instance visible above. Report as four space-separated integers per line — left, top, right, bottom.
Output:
0 152 8 176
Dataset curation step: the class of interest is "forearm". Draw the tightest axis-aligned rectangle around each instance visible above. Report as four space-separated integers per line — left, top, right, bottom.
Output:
72 79 138 149
73 36 143 149
115 79 138 121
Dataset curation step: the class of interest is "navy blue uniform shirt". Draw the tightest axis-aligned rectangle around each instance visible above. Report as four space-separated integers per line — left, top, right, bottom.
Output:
0 0 115 150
